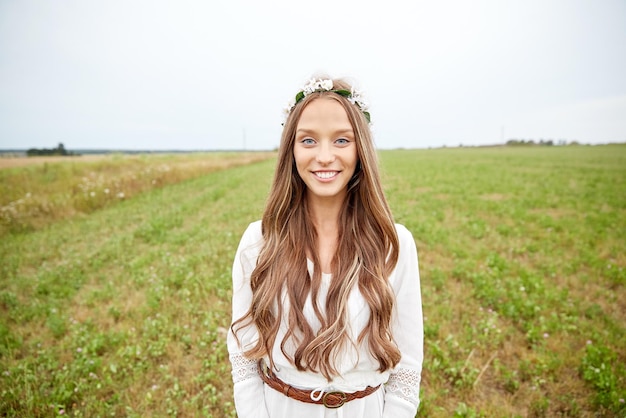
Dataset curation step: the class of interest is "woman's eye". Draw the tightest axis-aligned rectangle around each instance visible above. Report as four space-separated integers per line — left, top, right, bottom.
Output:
301 138 316 145
336 138 350 145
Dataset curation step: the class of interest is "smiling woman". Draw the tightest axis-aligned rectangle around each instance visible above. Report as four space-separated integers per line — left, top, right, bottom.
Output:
227 76 424 418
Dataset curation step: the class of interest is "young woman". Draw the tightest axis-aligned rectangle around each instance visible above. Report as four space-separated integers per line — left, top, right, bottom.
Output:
227 77 423 418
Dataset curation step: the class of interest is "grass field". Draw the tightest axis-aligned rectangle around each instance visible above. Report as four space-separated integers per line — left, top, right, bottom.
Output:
0 146 624 417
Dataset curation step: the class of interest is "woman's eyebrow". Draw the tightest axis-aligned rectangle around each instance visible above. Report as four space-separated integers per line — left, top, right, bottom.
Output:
296 128 355 135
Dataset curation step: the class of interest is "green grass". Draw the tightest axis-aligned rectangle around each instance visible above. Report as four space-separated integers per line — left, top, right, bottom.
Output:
1 145 624 417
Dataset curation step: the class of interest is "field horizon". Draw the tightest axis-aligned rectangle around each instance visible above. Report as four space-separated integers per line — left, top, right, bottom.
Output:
1 145 624 417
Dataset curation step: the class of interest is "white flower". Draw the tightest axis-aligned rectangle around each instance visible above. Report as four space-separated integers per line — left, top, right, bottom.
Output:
303 78 319 94
319 79 333 91
282 98 295 123
283 98 295 115
303 78 333 95
349 87 368 111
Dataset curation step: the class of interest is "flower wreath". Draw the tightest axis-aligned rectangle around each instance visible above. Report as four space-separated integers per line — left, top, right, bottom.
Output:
283 78 371 124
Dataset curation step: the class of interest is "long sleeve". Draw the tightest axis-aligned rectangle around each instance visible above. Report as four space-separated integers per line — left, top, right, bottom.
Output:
383 225 424 418
227 221 269 418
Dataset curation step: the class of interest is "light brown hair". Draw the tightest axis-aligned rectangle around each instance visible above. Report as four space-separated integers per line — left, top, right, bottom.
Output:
232 78 401 380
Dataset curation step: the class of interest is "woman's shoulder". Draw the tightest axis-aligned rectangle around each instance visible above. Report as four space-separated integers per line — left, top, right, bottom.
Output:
394 223 415 241
240 220 263 243
246 219 263 233
235 221 264 265
394 223 419 255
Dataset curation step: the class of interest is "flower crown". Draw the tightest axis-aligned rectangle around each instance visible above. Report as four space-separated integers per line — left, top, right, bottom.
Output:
283 78 371 123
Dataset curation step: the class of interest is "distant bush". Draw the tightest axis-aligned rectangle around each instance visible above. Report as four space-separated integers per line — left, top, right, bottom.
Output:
26 143 78 157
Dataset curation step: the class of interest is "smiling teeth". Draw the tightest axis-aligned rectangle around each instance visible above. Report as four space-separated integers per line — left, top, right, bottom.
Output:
315 171 337 179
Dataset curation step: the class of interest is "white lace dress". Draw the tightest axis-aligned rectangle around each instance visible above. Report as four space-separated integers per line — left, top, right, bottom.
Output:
227 221 423 418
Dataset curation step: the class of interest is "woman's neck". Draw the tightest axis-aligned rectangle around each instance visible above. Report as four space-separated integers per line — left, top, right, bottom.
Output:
307 194 343 231
306 194 344 274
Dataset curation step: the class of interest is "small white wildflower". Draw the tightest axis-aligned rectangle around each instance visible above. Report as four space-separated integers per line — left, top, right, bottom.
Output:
90 191 95 197
104 188 110 194
520 286 525 292
117 192 124 199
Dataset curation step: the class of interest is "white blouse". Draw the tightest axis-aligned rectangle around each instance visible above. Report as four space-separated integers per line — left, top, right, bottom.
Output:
227 221 423 418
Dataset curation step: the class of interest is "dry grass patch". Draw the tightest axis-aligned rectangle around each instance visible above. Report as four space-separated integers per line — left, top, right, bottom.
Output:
0 155 110 169
479 193 509 201
0 152 274 236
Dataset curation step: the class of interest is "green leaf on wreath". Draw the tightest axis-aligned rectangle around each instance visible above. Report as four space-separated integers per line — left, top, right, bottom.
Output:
334 90 351 98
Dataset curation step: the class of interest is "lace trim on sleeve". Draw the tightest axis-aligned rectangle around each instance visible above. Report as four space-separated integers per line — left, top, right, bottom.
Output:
385 368 421 406
230 353 260 384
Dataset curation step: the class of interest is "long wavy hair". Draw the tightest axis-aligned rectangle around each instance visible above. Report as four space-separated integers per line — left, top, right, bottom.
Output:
232 78 401 381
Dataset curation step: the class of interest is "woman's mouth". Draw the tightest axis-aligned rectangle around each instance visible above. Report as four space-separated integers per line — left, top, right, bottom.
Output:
313 171 339 180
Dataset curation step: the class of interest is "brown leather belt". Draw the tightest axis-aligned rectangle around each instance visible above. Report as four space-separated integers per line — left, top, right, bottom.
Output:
258 360 380 408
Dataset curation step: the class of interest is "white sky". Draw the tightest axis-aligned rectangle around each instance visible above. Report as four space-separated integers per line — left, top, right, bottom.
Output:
1 0 625 150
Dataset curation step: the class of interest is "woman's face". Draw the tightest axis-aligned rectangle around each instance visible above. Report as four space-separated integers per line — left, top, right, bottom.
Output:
293 97 358 203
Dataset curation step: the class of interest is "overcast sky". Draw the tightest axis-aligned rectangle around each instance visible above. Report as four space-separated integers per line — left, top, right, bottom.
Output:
1 0 625 151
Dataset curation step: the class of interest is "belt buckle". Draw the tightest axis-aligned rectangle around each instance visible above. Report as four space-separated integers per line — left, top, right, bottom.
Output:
322 390 347 408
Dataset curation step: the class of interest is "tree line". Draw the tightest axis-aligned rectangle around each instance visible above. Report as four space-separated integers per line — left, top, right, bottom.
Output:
506 139 580 146
26 143 79 156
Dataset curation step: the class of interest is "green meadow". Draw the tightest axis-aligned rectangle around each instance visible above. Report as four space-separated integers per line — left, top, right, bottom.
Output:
1 146 624 417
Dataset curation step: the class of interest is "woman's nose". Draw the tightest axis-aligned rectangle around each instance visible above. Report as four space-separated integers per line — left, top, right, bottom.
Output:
316 142 335 165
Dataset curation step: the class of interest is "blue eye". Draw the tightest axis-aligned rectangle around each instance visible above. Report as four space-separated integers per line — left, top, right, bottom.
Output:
336 138 350 145
301 138 316 145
